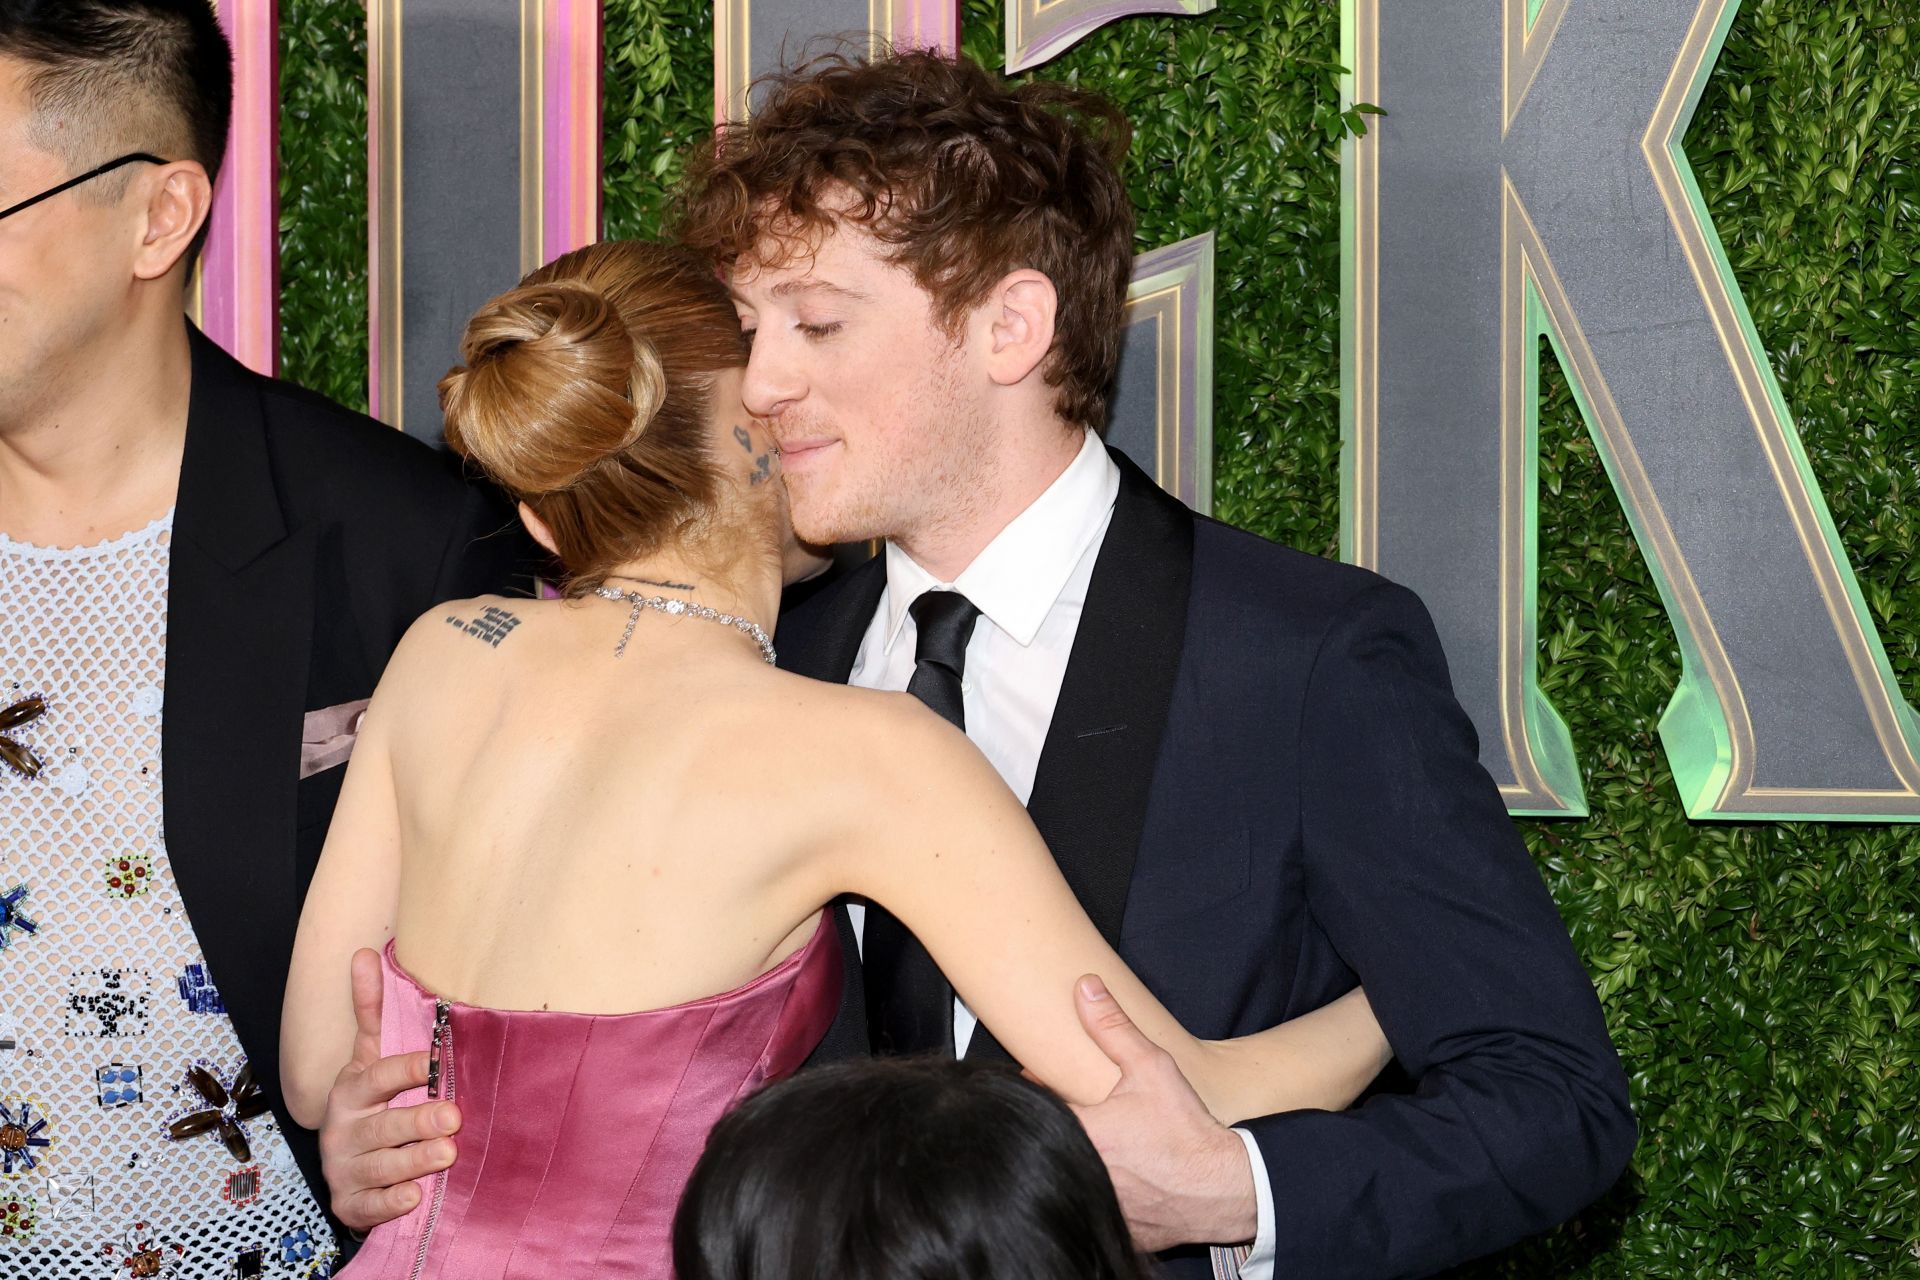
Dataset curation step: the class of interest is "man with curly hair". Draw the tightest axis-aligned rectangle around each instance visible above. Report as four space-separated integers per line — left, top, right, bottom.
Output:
322 49 1634 1279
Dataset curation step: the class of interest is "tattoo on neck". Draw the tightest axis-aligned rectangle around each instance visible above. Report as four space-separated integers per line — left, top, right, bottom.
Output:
735 424 773 486
607 573 696 592
444 605 522 648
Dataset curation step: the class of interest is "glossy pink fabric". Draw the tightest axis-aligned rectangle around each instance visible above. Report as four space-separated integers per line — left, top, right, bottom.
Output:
340 915 841 1280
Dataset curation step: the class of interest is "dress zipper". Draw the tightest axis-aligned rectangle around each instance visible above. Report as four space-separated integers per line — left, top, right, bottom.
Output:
407 998 454 1280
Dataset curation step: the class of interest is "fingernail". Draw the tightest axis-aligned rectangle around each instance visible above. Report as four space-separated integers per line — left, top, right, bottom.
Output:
1079 975 1109 1001
431 1139 456 1165
436 1105 459 1134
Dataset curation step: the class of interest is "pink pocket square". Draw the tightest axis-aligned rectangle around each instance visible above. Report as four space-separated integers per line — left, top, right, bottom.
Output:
300 699 370 780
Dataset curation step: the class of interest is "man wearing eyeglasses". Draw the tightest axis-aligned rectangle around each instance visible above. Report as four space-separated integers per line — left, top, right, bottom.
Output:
0 2 535 1273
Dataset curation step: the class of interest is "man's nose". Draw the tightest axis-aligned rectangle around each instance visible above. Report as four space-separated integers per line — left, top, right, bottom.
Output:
740 337 802 420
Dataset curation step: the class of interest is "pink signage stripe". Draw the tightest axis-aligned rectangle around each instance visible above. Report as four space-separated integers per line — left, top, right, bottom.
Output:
891 0 959 54
542 0 603 266
201 1 280 375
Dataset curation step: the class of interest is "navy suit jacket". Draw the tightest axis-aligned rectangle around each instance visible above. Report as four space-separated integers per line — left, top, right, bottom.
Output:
777 448 1635 1278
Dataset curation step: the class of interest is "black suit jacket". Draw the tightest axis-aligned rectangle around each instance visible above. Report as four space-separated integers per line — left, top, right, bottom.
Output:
778 449 1636 1279
163 327 540 1238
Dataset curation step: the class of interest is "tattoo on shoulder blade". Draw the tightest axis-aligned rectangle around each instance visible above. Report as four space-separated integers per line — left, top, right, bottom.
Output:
443 605 523 648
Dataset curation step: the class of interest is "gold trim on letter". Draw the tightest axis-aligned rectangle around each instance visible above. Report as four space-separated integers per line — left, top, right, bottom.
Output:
519 0 545 276
714 0 752 123
1641 1 1920 807
370 0 406 428
1503 0 1568 134
1345 0 1381 567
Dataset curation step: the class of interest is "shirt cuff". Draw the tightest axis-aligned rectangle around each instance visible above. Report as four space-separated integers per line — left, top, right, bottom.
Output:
1232 1126 1278 1278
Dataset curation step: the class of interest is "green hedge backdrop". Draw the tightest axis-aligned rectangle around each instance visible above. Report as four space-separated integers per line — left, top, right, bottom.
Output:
273 2 1920 1272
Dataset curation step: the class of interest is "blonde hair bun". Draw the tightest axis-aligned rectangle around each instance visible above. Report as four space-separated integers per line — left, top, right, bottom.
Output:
439 278 669 495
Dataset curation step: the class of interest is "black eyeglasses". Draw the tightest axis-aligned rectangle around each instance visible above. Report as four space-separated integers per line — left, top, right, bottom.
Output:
0 152 169 224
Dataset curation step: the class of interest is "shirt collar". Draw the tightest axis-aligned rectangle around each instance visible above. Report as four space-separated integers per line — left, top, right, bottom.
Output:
881 430 1120 652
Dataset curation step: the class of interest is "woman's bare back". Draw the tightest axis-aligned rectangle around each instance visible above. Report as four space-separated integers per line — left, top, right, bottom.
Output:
380 594 874 1014
286 597 1387 1133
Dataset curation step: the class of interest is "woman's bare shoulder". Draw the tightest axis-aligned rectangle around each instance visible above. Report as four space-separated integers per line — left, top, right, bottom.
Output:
373 596 561 711
762 671 945 736
417 594 551 651
755 671 998 793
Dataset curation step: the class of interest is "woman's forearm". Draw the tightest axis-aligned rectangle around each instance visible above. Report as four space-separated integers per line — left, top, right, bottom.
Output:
1181 987 1392 1126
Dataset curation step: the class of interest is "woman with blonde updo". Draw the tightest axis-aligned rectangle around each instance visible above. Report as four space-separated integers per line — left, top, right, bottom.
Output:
281 241 1389 1279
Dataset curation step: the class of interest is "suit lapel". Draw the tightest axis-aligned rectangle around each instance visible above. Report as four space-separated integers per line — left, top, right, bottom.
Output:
163 330 319 1081
968 449 1195 1060
778 554 888 1065
775 553 887 682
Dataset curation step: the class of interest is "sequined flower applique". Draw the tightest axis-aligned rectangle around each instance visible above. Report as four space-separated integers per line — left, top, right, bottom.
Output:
164 1061 269 1163
0 1100 51 1173
105 853 153 899
0 1191 35 1244
102 1221 187 1276
0 884 36 949
0 695 46 780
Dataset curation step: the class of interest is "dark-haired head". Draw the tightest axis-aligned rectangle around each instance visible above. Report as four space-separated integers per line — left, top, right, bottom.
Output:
0 0 230 216
672 1058 1153 1280
0 1 231 430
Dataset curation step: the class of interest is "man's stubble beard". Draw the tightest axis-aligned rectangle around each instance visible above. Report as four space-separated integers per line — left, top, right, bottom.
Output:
871 361 996 563
786 358 994 554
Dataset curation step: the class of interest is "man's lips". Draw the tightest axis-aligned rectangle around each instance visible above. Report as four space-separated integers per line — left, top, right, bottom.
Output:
776 438 840 469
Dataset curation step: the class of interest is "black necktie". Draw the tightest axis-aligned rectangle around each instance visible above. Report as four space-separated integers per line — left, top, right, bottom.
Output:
864 589 983 1056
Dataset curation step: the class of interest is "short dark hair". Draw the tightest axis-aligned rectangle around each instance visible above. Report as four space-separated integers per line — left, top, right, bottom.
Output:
675 49 1136 431
672 1058 1154 1280
0 0 231 189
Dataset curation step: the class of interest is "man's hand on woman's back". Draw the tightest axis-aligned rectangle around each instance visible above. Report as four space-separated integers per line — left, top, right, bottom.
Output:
317 947 464 1233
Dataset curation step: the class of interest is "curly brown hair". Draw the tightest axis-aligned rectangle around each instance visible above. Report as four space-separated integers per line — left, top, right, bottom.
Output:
674 49 1136 430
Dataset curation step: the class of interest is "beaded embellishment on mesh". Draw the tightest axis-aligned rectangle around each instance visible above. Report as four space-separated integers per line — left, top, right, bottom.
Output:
0 512 336 1275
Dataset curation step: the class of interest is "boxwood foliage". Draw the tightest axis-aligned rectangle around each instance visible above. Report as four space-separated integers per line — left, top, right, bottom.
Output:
603 0 713 241
278 0 1920 1271
278 0 369 411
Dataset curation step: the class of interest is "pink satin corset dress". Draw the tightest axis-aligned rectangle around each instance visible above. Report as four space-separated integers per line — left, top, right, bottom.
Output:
339 913 842 1280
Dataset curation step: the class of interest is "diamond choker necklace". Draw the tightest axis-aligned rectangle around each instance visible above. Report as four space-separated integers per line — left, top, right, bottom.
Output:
589 585 776 665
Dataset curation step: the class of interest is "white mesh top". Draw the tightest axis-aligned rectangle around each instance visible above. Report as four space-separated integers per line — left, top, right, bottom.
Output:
0 511 336 1278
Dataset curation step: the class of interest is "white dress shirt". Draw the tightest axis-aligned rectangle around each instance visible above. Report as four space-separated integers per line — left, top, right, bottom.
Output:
845 429 1278 1274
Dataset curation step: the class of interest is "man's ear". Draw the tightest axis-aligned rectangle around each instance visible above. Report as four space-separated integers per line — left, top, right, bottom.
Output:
132 161 213 283
517 502 560 557
981 269 1058 388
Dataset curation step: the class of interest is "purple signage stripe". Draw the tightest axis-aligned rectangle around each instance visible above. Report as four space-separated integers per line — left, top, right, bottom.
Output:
542 0 603 265
892 0 959 54
200 1 280 375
